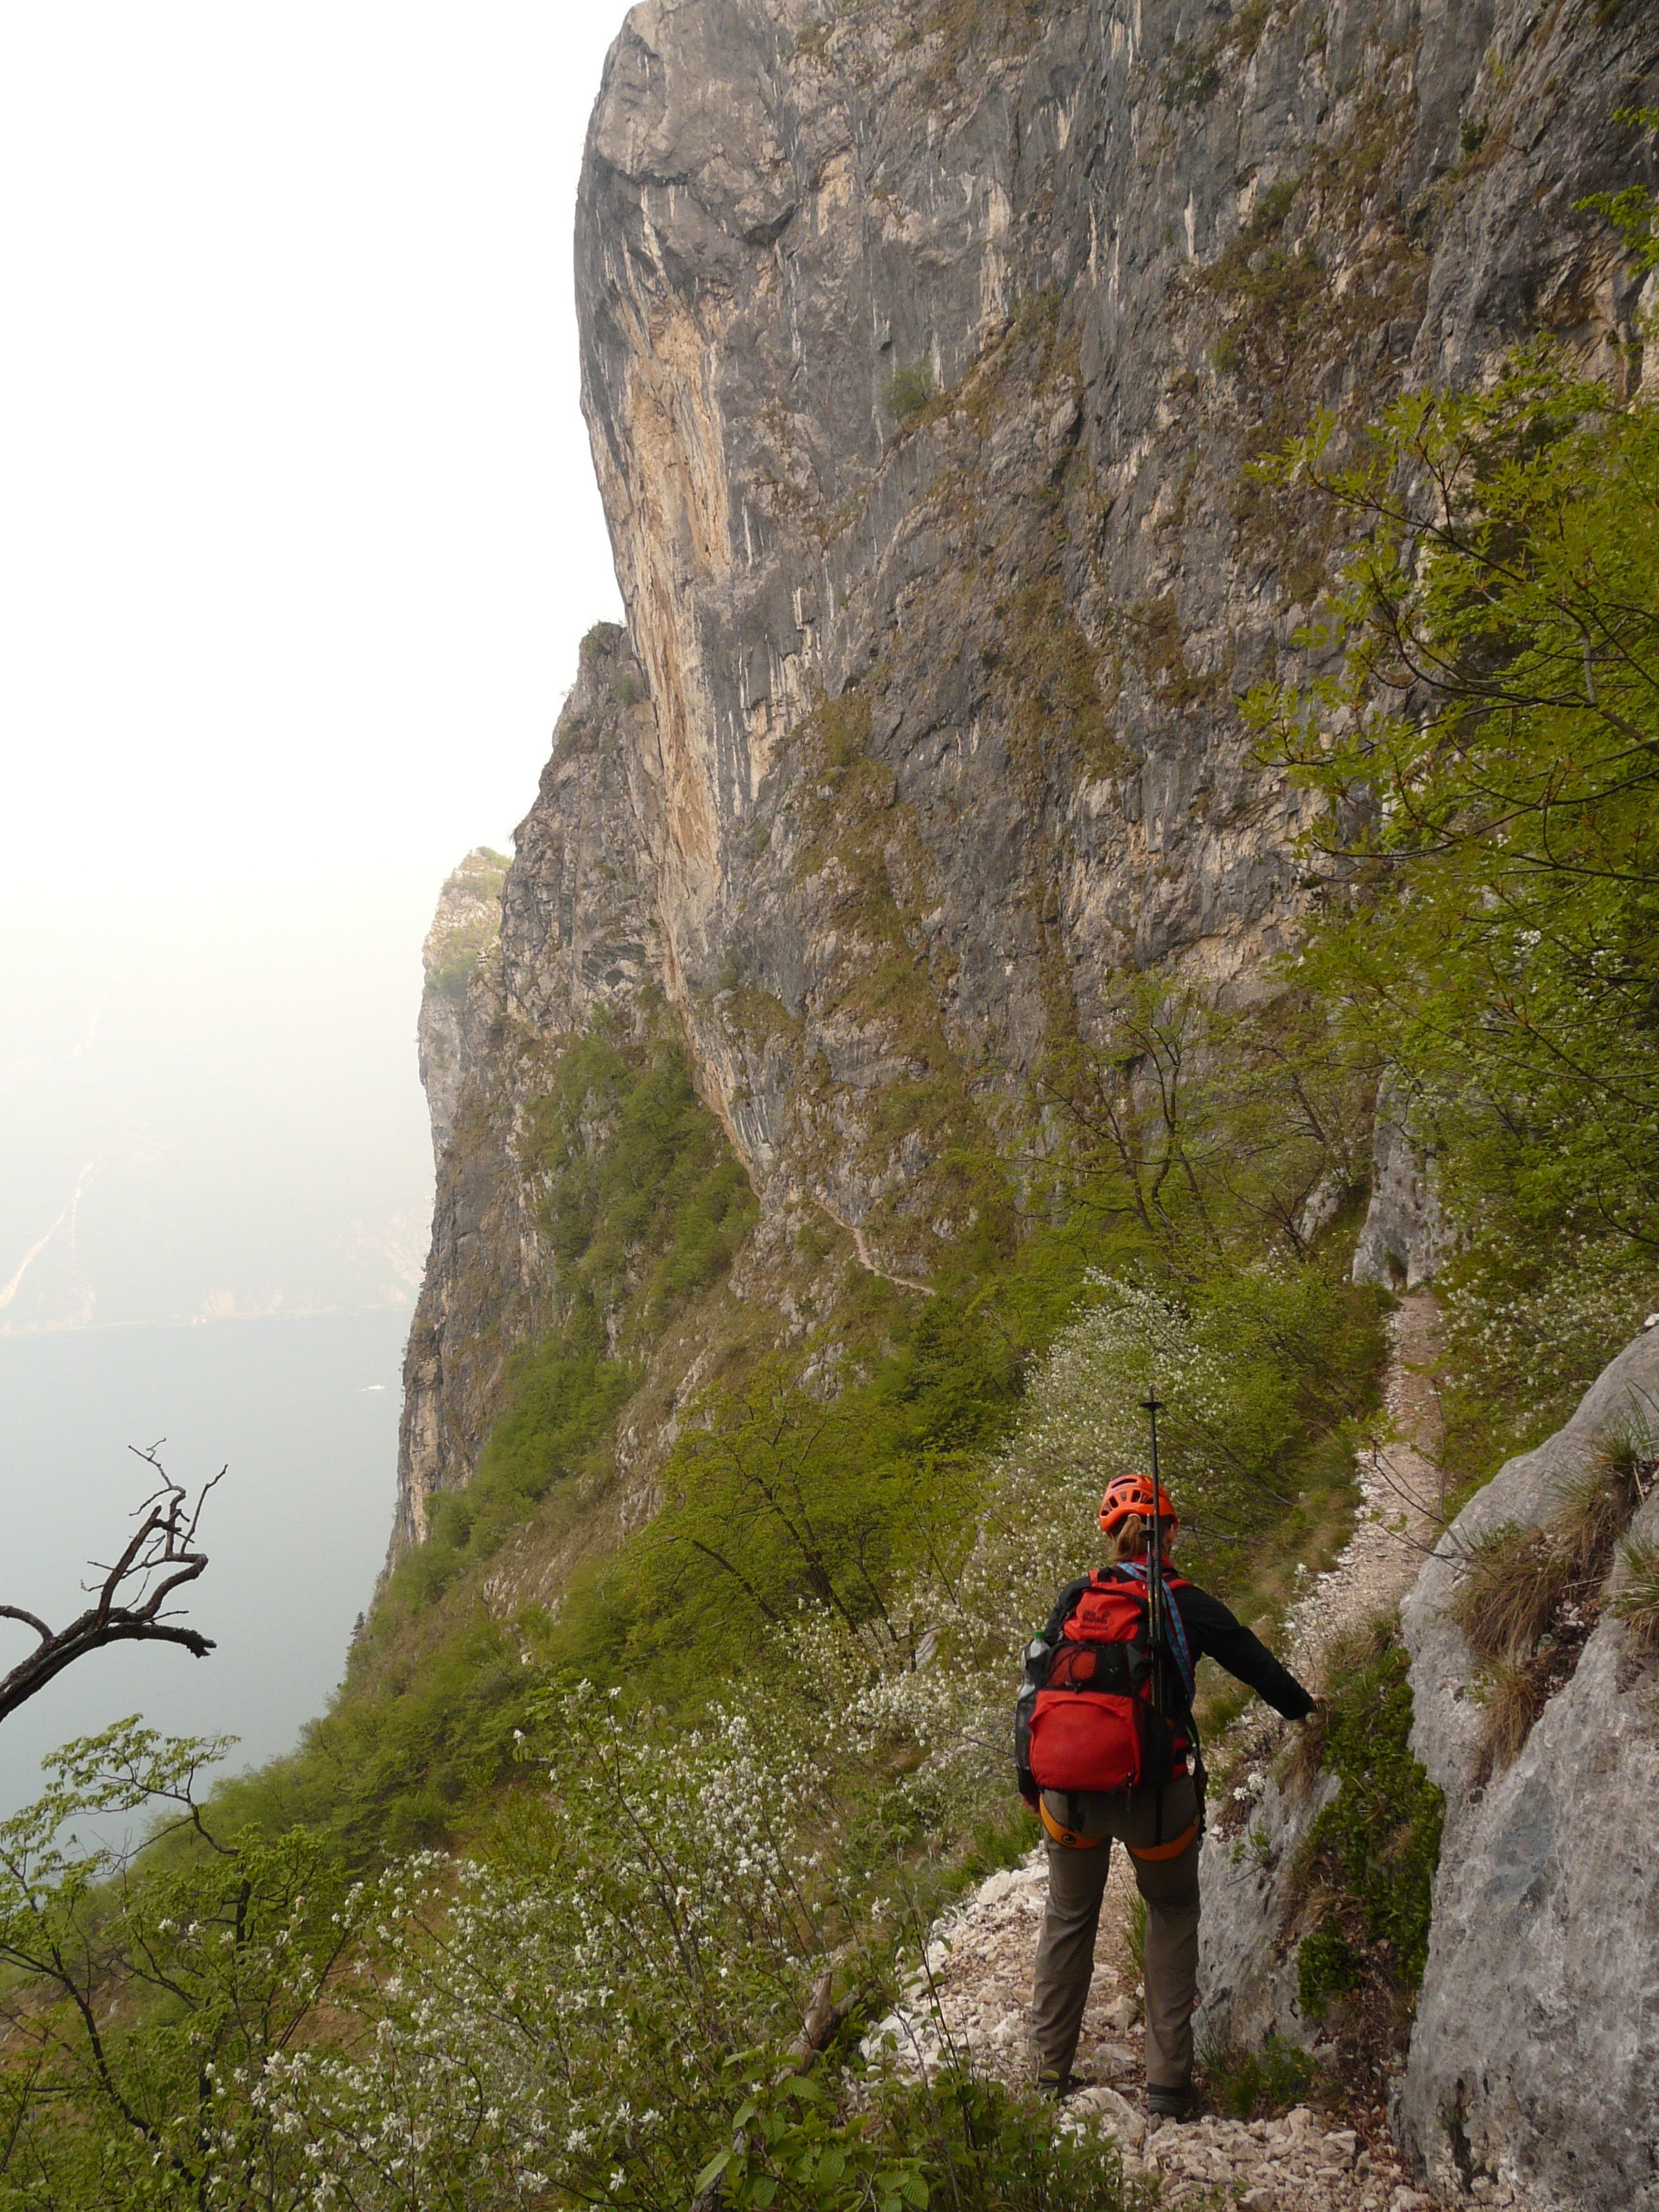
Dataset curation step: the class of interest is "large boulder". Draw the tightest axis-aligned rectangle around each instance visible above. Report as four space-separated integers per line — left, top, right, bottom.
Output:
1400 1327 1659 2209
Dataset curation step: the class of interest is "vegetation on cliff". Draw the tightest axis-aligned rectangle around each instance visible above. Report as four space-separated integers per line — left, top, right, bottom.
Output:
1252 329 1659 1480
424 848 509 1002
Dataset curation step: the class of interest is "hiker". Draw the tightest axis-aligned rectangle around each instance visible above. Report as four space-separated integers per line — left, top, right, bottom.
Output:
1015 1471 1318 2118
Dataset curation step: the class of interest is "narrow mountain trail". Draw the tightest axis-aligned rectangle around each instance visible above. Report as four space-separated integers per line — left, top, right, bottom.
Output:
869 1294 1457 2209
1286 1291 1448 1677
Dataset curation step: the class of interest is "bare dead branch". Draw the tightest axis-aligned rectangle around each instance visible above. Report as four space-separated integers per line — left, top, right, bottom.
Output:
0 1453 220 1727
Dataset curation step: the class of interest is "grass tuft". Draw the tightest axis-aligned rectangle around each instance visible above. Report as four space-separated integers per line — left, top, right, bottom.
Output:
1124 1892 1147 1988
1203 2030 1324 2121
1467 1658 1549 1770
1612 1535 1659 1657
1452 1415 1654 1772
1452 1522 1572 1665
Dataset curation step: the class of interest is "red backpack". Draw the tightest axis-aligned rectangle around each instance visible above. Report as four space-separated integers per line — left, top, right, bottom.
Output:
1018 1568 1193 1795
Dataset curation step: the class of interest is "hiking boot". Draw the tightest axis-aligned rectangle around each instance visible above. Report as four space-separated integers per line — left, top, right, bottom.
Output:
1147 2081 1194 2122
1036 2066 1094 2102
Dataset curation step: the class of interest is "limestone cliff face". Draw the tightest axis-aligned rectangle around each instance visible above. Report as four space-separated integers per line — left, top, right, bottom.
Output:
576 0 1656 1282
1399 1330 1659 2211
400 0 1656 1542
395 628 659 1554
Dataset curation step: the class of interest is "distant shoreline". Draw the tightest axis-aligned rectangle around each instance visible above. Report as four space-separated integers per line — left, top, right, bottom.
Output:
0 1306 413 1346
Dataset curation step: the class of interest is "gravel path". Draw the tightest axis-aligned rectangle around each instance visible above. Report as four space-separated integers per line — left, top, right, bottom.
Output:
1286 1290 1447 1679
866 1292 1459 2207
867 1858 1427 2207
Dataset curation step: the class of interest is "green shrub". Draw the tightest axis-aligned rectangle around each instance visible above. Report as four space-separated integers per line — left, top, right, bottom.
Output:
695 2064 1139 2212
1249 321 1659 1481
1296 1923 1363 2019
1291 1618 1443 2030
1205 2030 1323 2120
885 363 937 424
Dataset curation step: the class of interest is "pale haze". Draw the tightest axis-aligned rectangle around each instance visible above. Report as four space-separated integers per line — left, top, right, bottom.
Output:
0 2 632 1803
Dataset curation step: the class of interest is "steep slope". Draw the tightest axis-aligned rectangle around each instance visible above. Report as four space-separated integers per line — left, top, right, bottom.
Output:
390 0 1657 1627
396 626 668 1553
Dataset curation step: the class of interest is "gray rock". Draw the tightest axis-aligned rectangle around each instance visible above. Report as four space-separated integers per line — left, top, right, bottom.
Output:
393 626 661 1558
1061 2081 1145 2146
573 0 1659 1286
1195 1759 1336 2064
1351 1082 1451 1292
1399 1327 1659 2209
417 848 507 1164
390 0 1659 1656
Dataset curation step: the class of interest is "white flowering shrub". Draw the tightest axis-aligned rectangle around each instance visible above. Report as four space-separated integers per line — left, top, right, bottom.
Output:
0 1723 370 2210
256 1685 861 2211
776 1260 1380 1818
0 1278 1370 2211
0 1698 874 2212
1436 1223 1659 1472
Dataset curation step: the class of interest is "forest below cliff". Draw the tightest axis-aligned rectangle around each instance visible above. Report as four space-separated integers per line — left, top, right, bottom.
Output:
2 3 1658 2208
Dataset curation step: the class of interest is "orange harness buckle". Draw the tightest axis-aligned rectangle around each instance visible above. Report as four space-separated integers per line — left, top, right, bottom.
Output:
1038 1800 1106 1850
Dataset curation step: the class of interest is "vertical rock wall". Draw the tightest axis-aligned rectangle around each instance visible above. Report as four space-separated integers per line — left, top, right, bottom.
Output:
417 848 508 1164
1399 1329 1659 2211
398 0 1655 1542
575 0 1657 1283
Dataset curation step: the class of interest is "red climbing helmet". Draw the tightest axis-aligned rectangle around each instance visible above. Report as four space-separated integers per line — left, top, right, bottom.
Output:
1098 1470 1179 1537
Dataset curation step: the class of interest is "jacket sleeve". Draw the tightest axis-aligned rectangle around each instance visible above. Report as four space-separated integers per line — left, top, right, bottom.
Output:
1175 1585 1315 1721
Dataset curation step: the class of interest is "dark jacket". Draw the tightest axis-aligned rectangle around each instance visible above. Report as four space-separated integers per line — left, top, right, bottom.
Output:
1039 1571 1315 1721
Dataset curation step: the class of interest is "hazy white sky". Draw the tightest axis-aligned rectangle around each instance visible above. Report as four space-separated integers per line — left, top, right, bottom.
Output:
0 2 637 1330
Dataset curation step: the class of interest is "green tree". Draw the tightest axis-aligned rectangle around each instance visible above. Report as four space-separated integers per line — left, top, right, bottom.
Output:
1246 337 1659 1423
0 1722 361 2208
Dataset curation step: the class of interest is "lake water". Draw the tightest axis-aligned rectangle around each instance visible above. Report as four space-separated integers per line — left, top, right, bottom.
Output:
0 1310 406 1814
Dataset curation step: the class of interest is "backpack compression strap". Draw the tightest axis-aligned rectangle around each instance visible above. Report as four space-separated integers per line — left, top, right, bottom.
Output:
1114 1562 1195 1702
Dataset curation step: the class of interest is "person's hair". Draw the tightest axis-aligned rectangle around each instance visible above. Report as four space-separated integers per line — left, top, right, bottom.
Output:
1111 1512 1176 1561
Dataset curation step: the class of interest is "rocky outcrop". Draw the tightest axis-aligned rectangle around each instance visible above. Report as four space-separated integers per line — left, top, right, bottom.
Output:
1351 1084 1451 1293
394 627 661 1555
1192 1756 1338 2064
576 0 1658 1282
1194 1293 1449 2068
1399 1328 1659 2211
1193 1317 1659 2206
418 849 508 1162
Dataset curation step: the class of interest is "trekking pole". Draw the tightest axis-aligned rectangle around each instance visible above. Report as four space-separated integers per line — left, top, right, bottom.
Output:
1140 1391 1167 1700
1141 1390 1168 1843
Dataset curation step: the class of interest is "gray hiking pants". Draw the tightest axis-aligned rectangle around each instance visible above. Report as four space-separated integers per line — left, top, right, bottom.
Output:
1029 1774 1202 2090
